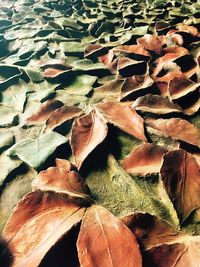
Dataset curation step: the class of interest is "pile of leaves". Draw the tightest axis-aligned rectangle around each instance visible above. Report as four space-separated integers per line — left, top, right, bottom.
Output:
0 0 200 266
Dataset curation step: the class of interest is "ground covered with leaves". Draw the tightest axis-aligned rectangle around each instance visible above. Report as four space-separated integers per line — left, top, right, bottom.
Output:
0 0 200 266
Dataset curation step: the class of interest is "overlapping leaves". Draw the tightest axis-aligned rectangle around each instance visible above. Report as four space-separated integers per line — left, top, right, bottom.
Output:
0 0 200 266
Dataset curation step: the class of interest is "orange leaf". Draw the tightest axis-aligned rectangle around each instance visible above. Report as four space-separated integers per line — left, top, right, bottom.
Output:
146 118 200 147
96 101 147 141
3 191 85 267
122 143 168 175
77 205 142 267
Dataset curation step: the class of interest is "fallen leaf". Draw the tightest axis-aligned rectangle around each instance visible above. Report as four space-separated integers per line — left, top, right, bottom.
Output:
27 99 63 124
45 105 83 132
32 158 91 202
133 94 182 114
6 132 67 169
77 205 142 267
146 118 200 147
2 191 85 267
122 143 168 175
117 57 147 77
71 110 108 169
160 149 200 222
96 101 147 141
137 34 165 54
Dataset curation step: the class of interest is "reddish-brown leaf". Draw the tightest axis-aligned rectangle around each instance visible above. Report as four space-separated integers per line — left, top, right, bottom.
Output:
77 205 142 267
43 68 70 79
96 101 147 141
27 99 63 124
122 143 168 175
146 118 200 147
98 49 114 67
122 213 178 250
114 45 150 58
168 73 200 101
71 110 108 169
117 57 147 77
133 94 182 114
45 105 83 132
144 236 200 267
2 191 85 267
137 34 165 54
84 44 106 58
32 159 90 202
120 75 154 100
160 149 200 221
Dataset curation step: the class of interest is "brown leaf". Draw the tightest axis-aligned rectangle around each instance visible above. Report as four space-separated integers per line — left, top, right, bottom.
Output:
168 73 200 101
98 49 114 66
43 68 70 79
84 44 106 59
77 205 142 267
143 236 200 267
71 110 108 169
2 191 85 267
96 101 147 141
27 100 63 124
45 105 83 132
133 94 182 114
122 143 168 175
32 158 90 202
122 213 178 250
146 118 200 147
120 75 154 100
117 57 147 77
137 34 165 54
160 149 200 221
114 45 150 58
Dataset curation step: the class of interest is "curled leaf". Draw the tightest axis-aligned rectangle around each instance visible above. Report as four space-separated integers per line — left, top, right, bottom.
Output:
122 143 168 175
96 101 147 141
146 118 200 147
71 110 108 169
133 94 182 114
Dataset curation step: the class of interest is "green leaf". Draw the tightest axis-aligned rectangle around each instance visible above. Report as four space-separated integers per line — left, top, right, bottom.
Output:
86 155 179 227
0 79 32 112
6 132 67 169
0 131 15 153
62 74 97 96
0 106 18 127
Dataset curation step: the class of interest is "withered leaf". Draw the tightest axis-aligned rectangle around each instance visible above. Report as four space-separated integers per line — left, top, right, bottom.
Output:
144 236 200 267
2 191 85 267
71 110 108 169
122 143 168 175
45 105 83 132
168 73 199 101
117 57 147 77
27 99 63 124
77 205 142 267
96 101 147 141
146 118 200 147
120 75 154 100
114 45 150 59
137 34 165 54
122 213 179 250
32 158 91 202
160 149 200 222
84 44 107 59
133 94 182 114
